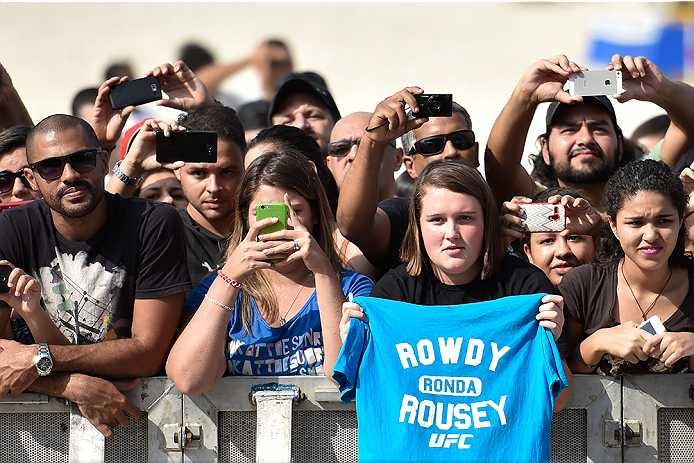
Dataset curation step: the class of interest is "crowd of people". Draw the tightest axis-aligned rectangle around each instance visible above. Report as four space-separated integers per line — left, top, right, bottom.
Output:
0 44 693 458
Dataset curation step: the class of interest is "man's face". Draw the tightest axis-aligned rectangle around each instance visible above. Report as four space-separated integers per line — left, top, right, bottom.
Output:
0 146 42 203
25 127 107 218
271 92 335 153
543 103 621 185
327 112 402 190
404 112 479 179
175 138 244 231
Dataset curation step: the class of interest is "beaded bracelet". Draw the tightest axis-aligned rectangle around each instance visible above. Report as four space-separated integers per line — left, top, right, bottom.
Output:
575 342 597 369
217 270 243 289
204 294 233 312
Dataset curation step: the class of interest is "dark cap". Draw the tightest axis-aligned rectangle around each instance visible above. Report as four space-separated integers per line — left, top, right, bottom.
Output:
238 100 270 131
268 72 341 126
545 96 619 133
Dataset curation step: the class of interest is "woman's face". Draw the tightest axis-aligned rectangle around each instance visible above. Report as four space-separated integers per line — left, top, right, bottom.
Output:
611 191 681 272
248 184 316 235
419 187 484 285
524 233 598 288
138 171 188 209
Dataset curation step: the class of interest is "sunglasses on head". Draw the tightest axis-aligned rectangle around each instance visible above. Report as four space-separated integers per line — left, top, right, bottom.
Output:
0 169 31 194
328 138 397 157
411 130 475 157
28 148 100 181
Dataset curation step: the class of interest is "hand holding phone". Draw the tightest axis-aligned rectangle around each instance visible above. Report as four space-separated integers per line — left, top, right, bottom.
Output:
510 203 566 233
256 203 289 264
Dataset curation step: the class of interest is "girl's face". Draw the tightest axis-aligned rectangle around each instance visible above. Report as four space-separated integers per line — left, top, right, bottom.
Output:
524 233 597 288
419 187 485 285
611 191 682 272
248 184 316 234
138 171 188 209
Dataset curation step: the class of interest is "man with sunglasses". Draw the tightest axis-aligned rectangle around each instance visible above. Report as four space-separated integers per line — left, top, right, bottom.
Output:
328 112 403 202
337 87 479 276
0 114 191 438
0 125 42 203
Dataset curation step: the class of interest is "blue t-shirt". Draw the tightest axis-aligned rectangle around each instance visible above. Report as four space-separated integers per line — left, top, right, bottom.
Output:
333 294 568 463
185 270 374 375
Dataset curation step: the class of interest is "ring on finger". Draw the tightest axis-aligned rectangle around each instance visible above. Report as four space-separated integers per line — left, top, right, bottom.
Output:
292 240 300 251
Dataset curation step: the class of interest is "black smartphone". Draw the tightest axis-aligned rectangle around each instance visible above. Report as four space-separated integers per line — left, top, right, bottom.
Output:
109 76 162 110
0 264 11 293
156 130 218 163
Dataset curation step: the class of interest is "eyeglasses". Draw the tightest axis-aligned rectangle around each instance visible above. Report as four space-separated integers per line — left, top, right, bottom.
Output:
328 138 397 158
28 148 100 181
0 169 31 194
411 130 475 157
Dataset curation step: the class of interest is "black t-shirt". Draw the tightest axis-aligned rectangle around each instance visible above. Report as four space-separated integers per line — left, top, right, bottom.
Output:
372 196 410 275
371 253 570 357
177 207 227 288
0 194 191 344
560 262 694 375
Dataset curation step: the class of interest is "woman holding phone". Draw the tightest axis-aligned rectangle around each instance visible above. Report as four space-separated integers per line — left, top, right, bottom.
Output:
561 160 694 375
166 149 372 395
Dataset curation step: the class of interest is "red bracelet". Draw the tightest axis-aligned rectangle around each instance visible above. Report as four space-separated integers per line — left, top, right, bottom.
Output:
217 270 243 289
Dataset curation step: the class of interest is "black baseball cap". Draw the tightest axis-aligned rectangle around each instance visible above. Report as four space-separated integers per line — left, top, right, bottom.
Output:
268 72 341 125
545 96 619 133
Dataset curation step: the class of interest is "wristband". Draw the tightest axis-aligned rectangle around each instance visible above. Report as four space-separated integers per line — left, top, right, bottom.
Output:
204 294 233 312
217 269 243 289
113 160 143 186
575 342 597 369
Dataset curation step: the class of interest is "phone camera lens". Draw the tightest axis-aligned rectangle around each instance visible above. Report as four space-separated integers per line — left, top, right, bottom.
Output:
150 83 157 92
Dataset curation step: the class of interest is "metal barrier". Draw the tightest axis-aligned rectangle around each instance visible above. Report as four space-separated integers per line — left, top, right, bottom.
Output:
2 374 694 462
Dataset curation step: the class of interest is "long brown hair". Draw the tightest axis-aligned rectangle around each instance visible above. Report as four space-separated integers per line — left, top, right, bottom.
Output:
227 148 342 333
400 159 504 280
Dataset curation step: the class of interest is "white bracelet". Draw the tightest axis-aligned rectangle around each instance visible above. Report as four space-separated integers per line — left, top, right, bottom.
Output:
204 294 233 312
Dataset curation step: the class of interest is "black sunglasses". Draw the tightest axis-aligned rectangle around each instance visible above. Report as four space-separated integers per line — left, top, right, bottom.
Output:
328 138 397 157
411 130 476 157
28 148 100 181
0 169 31 194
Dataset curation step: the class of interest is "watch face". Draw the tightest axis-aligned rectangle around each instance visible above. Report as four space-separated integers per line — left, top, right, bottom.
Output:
37 357 52 372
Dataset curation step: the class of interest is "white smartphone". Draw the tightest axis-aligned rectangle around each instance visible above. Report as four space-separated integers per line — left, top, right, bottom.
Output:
511 203 566 233
637 315 666 335
568 70 624 97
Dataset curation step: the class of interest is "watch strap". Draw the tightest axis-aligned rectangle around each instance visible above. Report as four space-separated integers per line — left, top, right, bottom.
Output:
113 160 143 186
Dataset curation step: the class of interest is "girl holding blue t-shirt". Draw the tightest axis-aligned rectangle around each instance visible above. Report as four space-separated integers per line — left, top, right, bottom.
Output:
167 149 373 395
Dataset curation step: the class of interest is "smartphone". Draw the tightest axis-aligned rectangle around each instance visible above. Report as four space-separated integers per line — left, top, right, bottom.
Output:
568 70 624 97
638 315 666 335
256 203 289 264
156 130 218 163
0 264 11 293
109 76 162 109
511 203 566 233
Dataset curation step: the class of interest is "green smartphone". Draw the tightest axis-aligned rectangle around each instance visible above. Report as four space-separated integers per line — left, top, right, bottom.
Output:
256 203 289 264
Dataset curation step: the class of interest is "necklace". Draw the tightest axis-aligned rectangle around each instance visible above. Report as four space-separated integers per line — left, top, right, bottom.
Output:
279 274 313 325
621 261 673 321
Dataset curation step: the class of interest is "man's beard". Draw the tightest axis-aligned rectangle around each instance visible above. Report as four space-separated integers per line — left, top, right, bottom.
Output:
46 180 103 218
548 147 619 185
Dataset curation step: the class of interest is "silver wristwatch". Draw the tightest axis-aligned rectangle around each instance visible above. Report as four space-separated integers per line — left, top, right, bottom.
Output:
113 160 143 186
33 343 53 376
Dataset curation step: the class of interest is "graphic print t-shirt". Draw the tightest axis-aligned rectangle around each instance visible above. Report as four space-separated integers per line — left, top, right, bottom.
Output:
185 270 374 375
0 195 191 344
333 294 568 463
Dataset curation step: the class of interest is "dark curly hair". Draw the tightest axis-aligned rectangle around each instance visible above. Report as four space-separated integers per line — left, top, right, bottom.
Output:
599 159 691 268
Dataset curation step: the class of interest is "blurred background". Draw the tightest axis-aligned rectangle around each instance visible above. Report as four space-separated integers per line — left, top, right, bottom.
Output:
2 1 694 171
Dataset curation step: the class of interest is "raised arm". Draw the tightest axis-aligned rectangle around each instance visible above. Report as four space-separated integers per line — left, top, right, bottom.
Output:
485 56 584 207
336 87 427 262
609 54 694 165
0 61 33 129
